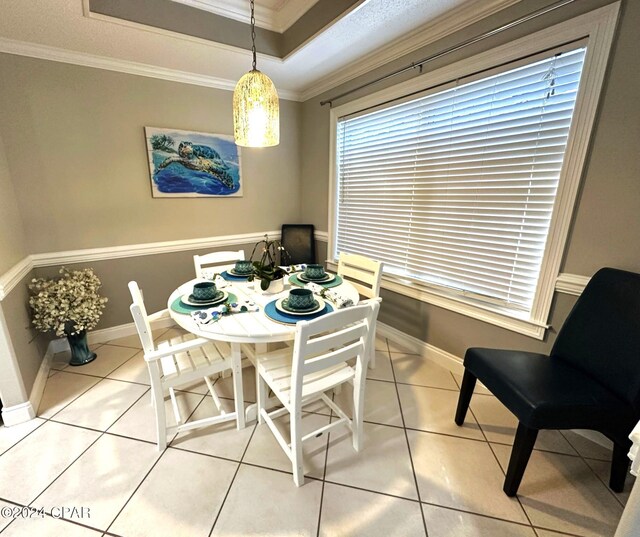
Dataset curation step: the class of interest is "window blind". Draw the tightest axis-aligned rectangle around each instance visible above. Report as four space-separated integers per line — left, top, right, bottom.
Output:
335 47 586 311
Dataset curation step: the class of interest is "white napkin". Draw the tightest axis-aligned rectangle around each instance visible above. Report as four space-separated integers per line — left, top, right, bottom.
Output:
304 282 354 309
629 420 640 476
191 299 259 326
199 271 229 288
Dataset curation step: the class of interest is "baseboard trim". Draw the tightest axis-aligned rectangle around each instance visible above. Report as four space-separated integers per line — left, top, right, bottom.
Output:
51 316 177 353
377 321 464 375
1 401 35 427
88 317 176 345
27 343 53 418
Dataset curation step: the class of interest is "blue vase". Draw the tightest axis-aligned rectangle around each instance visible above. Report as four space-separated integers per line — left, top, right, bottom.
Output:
66 330 97 366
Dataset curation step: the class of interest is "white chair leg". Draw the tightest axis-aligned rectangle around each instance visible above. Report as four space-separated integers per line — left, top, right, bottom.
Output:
352 376 365 452
290 409 305 487
152 387 167 451
230 343 245 429
368 327 377 369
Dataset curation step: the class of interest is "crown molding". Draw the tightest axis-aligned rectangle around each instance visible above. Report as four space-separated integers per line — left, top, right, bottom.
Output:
299 0 522 101
170 0 319 33
0 37 302 101
275 0 321 33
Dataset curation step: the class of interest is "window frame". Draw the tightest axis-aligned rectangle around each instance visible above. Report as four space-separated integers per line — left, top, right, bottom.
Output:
327 3 620 339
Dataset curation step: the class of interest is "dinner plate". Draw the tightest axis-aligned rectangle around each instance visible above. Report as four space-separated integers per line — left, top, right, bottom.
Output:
181 290 228 307
275 296 325 316
297 272 336 283
228 268 253 277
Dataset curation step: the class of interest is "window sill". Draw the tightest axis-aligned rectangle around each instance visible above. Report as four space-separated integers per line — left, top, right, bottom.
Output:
326 261 548 340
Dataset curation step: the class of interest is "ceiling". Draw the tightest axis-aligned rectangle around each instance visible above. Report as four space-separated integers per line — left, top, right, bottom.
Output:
170 0 320 32
0 0 522 101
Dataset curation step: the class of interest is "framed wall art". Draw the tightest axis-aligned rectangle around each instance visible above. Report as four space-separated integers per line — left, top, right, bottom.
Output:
145 127 242 197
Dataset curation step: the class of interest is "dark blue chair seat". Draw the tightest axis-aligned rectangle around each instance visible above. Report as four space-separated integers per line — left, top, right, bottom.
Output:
455 268 640 497
465 349 635 433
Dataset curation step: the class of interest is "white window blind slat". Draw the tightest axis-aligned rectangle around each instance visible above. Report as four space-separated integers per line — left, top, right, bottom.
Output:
335 47 587 310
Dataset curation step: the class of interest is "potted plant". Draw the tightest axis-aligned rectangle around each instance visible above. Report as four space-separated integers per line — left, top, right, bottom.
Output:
248 234 288 294
29 267 108 366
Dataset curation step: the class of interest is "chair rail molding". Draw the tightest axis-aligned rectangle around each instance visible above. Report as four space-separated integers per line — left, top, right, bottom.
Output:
29 230 282 267
0 256 33 301
314 230 329 242
555 273 590 296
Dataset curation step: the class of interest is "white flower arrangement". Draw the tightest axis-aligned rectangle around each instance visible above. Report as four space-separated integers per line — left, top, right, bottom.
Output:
29 267 108 337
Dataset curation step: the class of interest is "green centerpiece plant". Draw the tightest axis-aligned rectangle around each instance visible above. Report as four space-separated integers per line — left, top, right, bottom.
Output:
29 267 108 366
248 234 289 293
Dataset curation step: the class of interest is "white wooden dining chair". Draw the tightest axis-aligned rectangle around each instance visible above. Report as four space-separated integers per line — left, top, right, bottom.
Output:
337 252 383 368
193 249 245 279
243 299 381 486
128 281 245 451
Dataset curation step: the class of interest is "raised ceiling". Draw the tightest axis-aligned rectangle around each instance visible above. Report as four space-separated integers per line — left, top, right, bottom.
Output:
170 0 320 32
0 0 522 101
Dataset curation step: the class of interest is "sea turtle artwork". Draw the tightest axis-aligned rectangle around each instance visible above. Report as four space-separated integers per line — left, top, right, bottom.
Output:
144 127 242 197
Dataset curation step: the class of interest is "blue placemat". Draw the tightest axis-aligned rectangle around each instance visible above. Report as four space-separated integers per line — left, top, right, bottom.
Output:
221 270 250 281
289 273 343 289
264 299 333 325
171 292 238 314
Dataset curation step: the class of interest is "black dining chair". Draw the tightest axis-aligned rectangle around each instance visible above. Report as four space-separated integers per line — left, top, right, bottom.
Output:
281 224 316 265
454 267 640 497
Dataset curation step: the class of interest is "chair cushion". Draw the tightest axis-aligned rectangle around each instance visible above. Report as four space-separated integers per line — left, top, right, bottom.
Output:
464 348 636 436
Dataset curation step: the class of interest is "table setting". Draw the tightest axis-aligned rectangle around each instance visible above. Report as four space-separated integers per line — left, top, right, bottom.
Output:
169 260 358 335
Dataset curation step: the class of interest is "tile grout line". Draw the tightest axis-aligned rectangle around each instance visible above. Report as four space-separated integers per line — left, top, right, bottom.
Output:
38 374 112 422
102 385 209 534
6 334 622 535
386 338 430 537
467 404 539 533
557 430 628 509
315 389 336 537
23 386 153 533
208 422 258 537
102 449 169 535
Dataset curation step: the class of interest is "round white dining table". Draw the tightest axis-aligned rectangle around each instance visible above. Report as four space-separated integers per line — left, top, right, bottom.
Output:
167 271 360 423
167 273 360 343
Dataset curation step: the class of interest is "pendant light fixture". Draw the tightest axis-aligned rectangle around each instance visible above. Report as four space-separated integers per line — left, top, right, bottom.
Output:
233 0 279 147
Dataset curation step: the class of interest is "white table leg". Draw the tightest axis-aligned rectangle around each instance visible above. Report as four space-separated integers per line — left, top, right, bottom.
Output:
231 342 245 429
245 342 282 423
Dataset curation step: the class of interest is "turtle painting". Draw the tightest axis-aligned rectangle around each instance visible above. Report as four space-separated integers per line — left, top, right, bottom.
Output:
145 128 242 197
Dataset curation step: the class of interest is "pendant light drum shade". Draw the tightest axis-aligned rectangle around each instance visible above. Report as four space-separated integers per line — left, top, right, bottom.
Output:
233 69 280 147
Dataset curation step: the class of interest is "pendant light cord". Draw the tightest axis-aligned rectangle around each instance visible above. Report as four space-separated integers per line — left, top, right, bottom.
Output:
251 0 257 71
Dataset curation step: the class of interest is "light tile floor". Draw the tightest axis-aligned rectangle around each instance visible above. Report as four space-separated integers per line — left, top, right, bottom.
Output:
0 328 633 537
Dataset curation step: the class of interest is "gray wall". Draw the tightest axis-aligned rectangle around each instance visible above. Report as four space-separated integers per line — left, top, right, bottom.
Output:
0 54 302 399
0 54 302 253
302 0 640 356
0 134 26 275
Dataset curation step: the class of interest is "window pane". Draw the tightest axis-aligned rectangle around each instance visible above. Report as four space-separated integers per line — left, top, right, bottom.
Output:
335 48 587 311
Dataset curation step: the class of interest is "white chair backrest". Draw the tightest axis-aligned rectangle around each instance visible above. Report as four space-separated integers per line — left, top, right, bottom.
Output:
128 281 155 354
193 249 245 278
337 252 383 299
290 299 381 401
